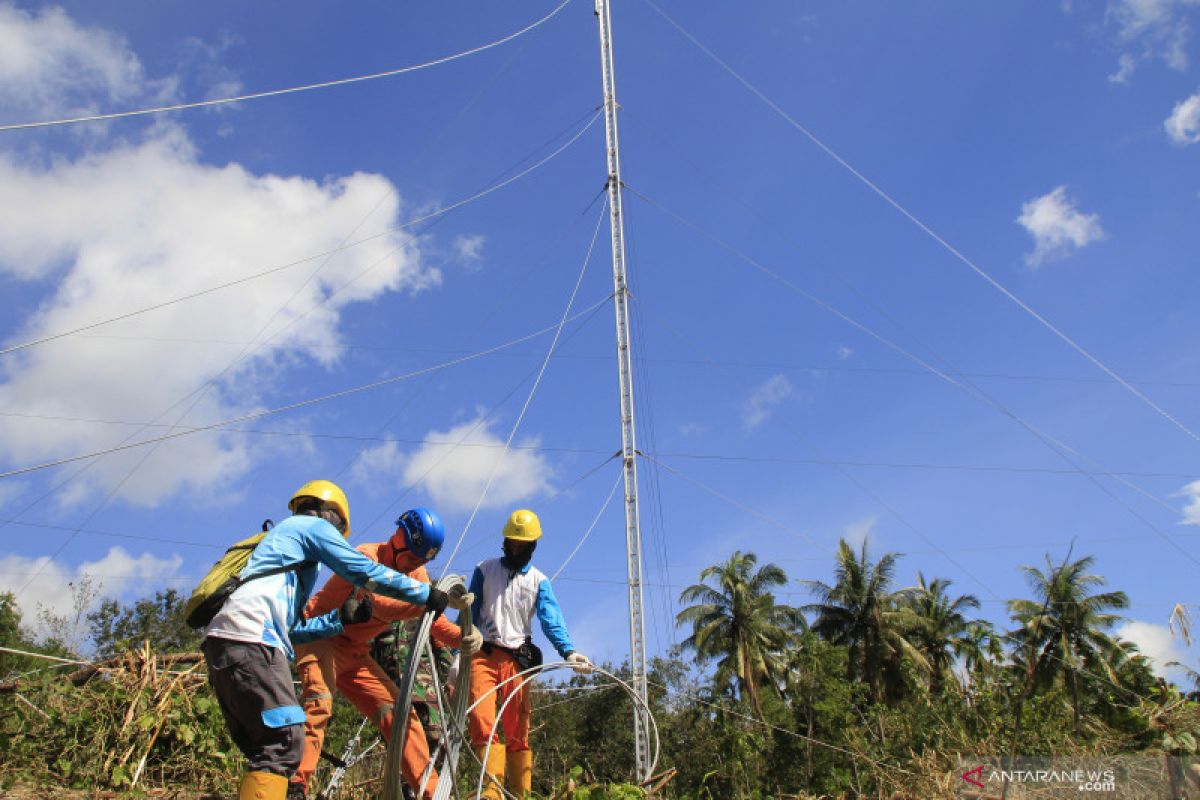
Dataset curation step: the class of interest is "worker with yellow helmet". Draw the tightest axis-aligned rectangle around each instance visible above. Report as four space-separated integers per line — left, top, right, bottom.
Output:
200 480 472 800
466 509 591 799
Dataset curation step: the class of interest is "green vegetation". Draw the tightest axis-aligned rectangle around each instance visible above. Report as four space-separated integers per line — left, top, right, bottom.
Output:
1 544 1197 798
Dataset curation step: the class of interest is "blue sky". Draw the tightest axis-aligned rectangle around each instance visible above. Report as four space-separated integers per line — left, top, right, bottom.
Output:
0 1 1199 680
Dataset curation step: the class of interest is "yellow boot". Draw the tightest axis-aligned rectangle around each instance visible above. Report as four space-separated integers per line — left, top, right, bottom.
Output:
506 749 533 798
238 771 288 800
474 743 506 800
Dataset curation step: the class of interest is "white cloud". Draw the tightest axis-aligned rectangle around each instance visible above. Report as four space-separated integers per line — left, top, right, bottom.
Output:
451 234 486 269
1017 186 1105 268
1109 52 1137 83
351 440 405 488
1113 0 1176 36
742 373 793 430
0 134 433 505
0 546 185 641
0 3 170 125
1117 620 1190 678
402 415 553 513
843 516 877 550
1107 0 1199 73
1165 90 1200 144
1176 479 1200 524
835 345 854 361
177 33 244 105
0 6 440 507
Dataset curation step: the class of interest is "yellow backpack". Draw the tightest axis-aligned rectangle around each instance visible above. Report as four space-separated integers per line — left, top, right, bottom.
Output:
185 520 311 628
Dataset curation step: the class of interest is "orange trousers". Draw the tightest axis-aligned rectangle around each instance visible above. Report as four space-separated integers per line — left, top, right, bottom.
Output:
293 640 438 797
468 647 531 751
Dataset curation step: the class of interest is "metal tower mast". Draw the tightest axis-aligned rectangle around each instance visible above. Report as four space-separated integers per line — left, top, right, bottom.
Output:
593 0 651 780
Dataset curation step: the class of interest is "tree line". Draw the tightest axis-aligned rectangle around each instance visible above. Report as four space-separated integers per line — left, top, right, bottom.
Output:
2 541 1198 798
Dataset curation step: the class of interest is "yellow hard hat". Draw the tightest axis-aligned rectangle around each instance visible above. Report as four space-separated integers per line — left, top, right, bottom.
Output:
289 479 351 537
502 509 542 542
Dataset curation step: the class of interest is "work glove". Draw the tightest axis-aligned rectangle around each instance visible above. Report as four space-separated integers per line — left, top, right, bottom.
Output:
460 628 483 656
566 651 593 674
426 586 473 616
339 592 374 626
425 587 451 615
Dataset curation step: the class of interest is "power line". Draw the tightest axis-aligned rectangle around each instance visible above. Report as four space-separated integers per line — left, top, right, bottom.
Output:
638 452 824 549
0 518 221 549
625 130 1200 552
641 306 1165 604
0 0 574 133
352 301 615 544
626 213 680 654
554 577 1188 615
8 505 1197 571
50 332 1200 390
641 456 1176 706
644 677 915 778
625 185 1200 570
3 411 1195 481
0 297 611 481
641 0 1200 448
0 103 603 562
331 114 612 532
440 200 609 575
552 469 624 581
0 110 601 360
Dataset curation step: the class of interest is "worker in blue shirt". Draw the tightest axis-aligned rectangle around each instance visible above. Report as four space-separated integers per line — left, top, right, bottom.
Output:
201 480 471 800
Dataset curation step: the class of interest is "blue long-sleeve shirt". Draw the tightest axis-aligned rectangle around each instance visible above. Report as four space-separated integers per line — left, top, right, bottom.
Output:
204 514 430 658
469 558 575 659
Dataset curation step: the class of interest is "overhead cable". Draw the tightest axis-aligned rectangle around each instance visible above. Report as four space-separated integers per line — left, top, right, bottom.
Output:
353 300 613 543
3 412 1195 480
0 107 602 553
440 200 610 575
638 451 824 549
645 677 913 777
49 332 1200 389
0 297 611 482
641 456 1172 706
626 186 1200 569
642 0 1200 447
551 469 624 580
0 110 601 359
0 0 575 133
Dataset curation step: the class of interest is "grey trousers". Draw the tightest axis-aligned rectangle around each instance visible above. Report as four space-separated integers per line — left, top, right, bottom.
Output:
202 637 305 776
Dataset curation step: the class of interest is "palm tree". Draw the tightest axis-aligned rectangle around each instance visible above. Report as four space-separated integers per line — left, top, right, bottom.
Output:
958 620 1003 692
803 538 928 705
901 573 982 695
676 550 801 716
1007 553 1129 735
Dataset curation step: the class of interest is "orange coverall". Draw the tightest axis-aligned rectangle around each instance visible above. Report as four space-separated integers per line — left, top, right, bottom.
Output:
291 543 461 797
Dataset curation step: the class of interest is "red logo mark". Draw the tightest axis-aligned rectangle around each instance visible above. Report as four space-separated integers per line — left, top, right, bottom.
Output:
961 765 985 788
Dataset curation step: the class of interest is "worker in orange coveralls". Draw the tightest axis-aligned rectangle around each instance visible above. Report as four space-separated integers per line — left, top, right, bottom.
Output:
468 509 591 799
287 508 482 800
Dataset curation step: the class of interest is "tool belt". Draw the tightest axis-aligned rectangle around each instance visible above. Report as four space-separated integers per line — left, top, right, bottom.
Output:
482 637 543 671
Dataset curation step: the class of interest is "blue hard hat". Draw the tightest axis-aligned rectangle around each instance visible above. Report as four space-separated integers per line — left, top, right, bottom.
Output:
396 507 445 560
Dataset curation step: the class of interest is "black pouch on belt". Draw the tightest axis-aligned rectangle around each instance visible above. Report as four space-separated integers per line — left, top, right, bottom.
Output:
514 637 543 671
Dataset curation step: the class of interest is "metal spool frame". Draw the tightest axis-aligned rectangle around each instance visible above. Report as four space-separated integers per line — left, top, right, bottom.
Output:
380 575 474 800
